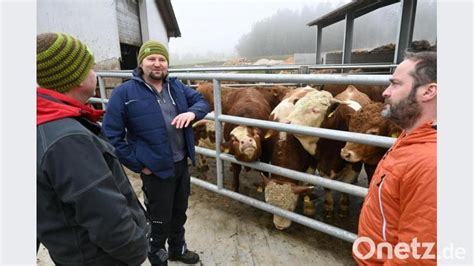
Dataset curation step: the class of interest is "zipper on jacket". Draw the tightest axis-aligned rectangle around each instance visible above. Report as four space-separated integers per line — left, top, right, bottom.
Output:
377 174 387 241
167 83 176 106
144 82 176 106
143 82 164 105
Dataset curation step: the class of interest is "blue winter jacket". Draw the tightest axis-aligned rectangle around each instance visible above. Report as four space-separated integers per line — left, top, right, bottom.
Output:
102 70 209 178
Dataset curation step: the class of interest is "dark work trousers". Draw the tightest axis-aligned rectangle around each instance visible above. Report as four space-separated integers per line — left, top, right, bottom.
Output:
140 159 190 261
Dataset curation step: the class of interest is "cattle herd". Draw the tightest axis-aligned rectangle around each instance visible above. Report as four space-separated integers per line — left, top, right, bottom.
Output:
192 81 401 230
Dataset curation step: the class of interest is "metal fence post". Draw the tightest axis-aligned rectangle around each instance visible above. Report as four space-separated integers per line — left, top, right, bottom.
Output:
98 76 107 109
213 79 225 190
298 65 310 86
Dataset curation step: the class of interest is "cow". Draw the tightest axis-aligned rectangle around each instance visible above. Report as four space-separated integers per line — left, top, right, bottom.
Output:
195 83 288 186
196 81 289 112
269 86 318 122
284 90 335 155
340 102 402 184
192 115 216 173
220 88 273 192
261 89 337 230
315 85 372 218
319 84 385 103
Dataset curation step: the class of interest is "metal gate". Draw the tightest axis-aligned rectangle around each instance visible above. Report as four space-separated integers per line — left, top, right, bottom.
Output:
92 69 394 243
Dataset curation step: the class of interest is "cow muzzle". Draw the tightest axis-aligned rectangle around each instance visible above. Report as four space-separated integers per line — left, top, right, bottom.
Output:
340 146 360 162
273 215 292 230
238 138 258 156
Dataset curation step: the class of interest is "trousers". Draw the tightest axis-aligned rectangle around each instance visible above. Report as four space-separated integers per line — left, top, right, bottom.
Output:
140 159 190 260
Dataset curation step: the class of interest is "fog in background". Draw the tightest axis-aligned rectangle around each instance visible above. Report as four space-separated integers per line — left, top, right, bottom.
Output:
169 0 436 65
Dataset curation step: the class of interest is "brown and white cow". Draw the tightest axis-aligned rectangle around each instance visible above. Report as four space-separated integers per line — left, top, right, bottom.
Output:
315 86 371 218
261 89 337 229
196 81 289 112
320 84 385 103
192 115 216 173
340 102 402 184
220 88 273 191
284 90 335 155
269 86 318 122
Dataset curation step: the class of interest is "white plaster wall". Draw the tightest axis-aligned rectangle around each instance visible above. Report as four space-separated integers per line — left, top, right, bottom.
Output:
139 0 169 48
37 0 121 64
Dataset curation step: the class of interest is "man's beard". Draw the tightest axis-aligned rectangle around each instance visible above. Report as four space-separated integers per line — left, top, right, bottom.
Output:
381 90 422 129
149 71 167 81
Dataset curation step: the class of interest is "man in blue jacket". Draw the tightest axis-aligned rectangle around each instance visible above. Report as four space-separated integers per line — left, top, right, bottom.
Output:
103 40 209 266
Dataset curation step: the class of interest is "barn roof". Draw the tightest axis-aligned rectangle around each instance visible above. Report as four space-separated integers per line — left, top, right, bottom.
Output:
156 0 181 38
307 0 400 28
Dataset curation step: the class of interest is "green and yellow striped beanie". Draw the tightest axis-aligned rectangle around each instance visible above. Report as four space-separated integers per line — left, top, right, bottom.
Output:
37 32 95 93
137 40 169 64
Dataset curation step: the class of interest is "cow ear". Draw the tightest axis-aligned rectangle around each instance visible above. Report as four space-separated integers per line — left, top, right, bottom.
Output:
253 127 263 137
220 141 232 154
271 87 280 97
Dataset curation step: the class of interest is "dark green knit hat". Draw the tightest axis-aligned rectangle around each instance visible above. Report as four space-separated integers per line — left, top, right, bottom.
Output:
138 40 169 64
37 32 95 93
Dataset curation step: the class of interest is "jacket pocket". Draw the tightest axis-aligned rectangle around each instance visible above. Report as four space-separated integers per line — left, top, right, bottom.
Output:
135 142 173 172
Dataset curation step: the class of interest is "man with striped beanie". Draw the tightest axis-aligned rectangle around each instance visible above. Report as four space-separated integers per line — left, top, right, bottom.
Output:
36 32 150 265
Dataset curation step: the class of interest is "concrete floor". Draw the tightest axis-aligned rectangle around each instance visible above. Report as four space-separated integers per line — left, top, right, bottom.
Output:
38 158 364 265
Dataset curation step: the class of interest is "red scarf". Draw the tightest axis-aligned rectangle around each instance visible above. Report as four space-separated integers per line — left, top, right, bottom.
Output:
37 87 104 126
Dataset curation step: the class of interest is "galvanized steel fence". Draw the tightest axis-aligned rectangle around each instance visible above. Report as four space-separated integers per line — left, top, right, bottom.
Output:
92 69 394 243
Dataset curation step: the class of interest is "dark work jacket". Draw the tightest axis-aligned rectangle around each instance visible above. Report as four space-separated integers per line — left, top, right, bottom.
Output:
37 106 150 265
102 71 209 178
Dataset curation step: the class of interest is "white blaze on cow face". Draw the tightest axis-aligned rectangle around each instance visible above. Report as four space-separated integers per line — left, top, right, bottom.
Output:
270 86 317 122
264 181 298 230
230 126 258 159
285 90 334 155
270 98 294 122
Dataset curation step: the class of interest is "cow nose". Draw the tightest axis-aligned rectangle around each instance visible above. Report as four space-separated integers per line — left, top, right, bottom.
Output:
240 137 254 146
340 148 352 160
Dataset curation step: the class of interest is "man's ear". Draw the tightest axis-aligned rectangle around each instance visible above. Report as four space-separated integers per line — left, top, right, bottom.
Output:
421 83 437 101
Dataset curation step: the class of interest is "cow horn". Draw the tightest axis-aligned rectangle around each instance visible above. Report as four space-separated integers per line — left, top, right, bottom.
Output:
291 185 315 194
329 98 349 105
260 172 270 185
264 129 274 139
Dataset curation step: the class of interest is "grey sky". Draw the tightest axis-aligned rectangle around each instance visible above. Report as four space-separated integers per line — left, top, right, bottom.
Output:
168 0 349 57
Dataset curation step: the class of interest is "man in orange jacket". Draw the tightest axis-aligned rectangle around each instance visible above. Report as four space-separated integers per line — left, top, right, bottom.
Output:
353 51 437 265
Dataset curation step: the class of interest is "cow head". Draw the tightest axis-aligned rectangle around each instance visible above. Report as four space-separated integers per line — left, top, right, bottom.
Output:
334 85 372 107
192 116 216 149
284 90 338 155
260 173 314 230
269 86 317 122
221 126 264 162
340 103 402 164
